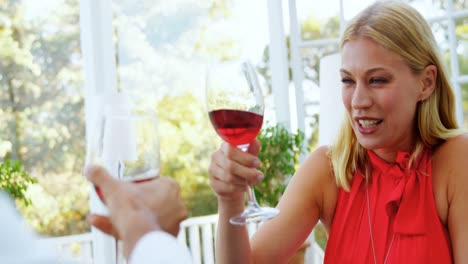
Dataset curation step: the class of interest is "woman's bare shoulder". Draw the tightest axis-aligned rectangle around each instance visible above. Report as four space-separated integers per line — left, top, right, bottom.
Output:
441 132 468 146
435 135 468 262
275 144 337 221
297 145 338 225
303 145 333 171
433 133 468 194
434 133 468 162
294 145 335 187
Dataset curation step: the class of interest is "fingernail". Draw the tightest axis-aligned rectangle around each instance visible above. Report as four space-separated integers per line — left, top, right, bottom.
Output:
221 142 229 154
257 173 264 182
252 159 261 168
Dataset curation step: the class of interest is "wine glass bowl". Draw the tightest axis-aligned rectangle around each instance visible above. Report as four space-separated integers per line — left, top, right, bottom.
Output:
206 60 279 225
88 106 161 203
206 61 265 150
208 109 263 149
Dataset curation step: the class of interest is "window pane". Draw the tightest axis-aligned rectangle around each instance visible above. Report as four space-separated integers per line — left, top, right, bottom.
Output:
455 16 468 75
409 0 446 18
430 20 452 74
301 43 340 147
342 0 375 21
111 0 271 216
296 0 341 40
0 0 86 237
453 0 468 11
296 1 342 145
462 83 468 128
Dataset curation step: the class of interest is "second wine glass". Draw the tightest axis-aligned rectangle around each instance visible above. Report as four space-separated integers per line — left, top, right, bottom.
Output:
89 106 161 202
86 101 161 264
206 60 279 225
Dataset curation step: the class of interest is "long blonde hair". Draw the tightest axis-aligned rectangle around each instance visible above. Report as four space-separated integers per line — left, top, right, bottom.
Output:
329 1 462 191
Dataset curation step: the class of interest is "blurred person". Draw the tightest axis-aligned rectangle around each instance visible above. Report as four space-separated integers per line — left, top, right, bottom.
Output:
0 166 190 263
0 191 70 263
85 165 191 263
208 1 468 263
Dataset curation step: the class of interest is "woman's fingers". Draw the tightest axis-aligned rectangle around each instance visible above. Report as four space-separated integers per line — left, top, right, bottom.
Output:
133 176 188 237
84 165 120 205
209 144 263 184
221 143 261 168
87 214 120 239
211 152 262 185
208 142 264 200
164 198 188 236
247 139 261 156
210 175 249 195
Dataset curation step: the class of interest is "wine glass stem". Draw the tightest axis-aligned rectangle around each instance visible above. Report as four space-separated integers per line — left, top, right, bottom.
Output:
115 238 120 264
246 185 260 207
237 144 261 208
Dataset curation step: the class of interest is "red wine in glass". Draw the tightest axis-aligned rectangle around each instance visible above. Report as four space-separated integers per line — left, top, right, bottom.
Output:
209 109 263 146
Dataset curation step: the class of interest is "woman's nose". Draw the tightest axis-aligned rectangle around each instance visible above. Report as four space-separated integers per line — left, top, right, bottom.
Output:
351 83 372 109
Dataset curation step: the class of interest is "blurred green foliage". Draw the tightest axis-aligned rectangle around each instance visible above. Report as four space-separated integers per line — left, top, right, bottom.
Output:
158 92 221 217
254 124 305 206
17 175 89 236
0 159 36 206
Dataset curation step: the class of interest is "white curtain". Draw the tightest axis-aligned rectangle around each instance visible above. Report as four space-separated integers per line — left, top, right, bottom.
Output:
318 53 345 146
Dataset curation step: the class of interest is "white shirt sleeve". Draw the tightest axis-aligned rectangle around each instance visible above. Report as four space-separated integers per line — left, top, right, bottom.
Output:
0 192 76 264
129 231 192 264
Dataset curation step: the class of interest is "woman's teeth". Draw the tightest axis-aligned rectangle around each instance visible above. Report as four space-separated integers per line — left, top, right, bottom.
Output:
358 119 380 128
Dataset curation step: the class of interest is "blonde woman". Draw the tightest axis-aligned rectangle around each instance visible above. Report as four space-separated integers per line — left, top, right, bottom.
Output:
208 1 468 263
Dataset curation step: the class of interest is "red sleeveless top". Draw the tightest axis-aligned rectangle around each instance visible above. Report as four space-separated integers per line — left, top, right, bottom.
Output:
324 149 453 263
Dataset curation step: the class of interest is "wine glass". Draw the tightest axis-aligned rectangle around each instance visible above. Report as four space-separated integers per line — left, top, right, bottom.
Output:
86 100 161 263
206 60 279 225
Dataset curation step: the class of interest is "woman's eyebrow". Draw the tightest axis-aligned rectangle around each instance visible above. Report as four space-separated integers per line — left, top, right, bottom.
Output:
339 67 388 75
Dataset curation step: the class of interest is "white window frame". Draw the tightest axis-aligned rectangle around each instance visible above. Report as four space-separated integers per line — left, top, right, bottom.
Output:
80 0 118 262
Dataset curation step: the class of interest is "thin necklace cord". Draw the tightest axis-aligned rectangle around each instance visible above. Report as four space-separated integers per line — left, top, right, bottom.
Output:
366 185 396 264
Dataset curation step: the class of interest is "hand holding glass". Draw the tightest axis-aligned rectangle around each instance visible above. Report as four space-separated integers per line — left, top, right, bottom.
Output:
86 106 160 264
206 60 279 225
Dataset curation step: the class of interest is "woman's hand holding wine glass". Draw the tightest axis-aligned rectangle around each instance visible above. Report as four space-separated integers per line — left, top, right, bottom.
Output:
206 60 279 225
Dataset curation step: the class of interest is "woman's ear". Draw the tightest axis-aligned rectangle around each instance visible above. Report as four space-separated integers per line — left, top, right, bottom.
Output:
418 64 437 101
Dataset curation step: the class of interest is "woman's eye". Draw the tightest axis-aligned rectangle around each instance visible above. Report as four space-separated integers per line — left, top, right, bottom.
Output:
341 78 354 85
370 78 387 84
